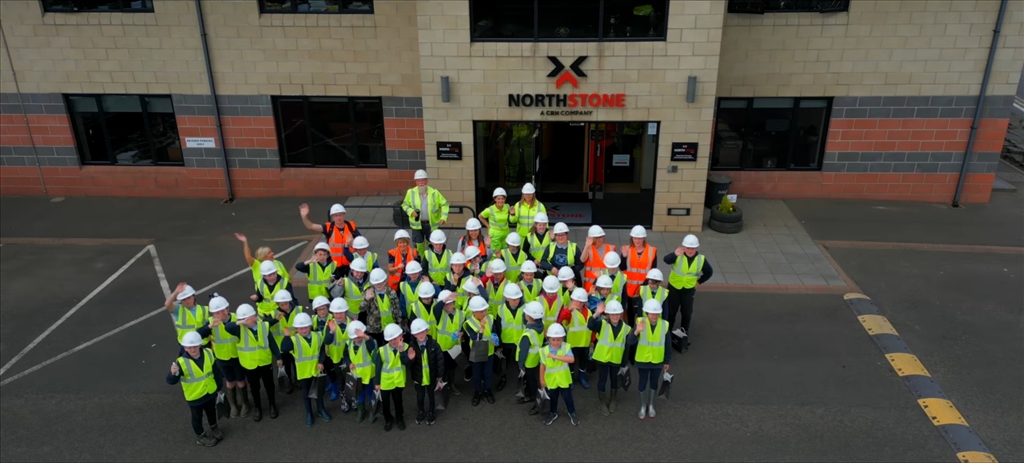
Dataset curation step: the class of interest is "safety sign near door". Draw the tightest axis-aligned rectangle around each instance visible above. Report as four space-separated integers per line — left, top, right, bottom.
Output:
436 141 462 160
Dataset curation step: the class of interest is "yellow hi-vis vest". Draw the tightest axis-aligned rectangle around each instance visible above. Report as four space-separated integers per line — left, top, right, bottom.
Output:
177 348 218 401
436 309 464 352
565 309 590 348
307 261 336 300
501 248 528 283
668 255 705 290
541 295 563 331
326 322 349 364
291 332 323 381
271 307 301 348
174 304 210 343
513 201 546 237
464 315 495 356
640 285 668 305
343 277 366 316
376 294 395 327
485 278 508 317
517 329 541 368
527 231 552 261
237 321 273 370
426 250 451 286
409 300 437 339
256 277 290 316
401 186 449 230
592 320 629 364
520 280 541 303
348 341 375 385
499 304 524 344
208 314 238 360
379 344 408 390
541 344 572 389
635 318 669 364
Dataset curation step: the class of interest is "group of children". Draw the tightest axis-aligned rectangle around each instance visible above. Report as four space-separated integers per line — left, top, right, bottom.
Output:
167 184 694 445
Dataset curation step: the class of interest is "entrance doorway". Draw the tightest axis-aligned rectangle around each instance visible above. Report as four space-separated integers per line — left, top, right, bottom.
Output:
473 120 658 227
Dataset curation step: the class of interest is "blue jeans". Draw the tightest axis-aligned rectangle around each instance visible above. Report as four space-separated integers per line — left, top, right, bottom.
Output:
471 356 494 394
548 387 575 414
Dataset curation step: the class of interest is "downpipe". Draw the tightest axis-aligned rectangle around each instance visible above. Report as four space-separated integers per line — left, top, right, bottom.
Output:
194 0 234 203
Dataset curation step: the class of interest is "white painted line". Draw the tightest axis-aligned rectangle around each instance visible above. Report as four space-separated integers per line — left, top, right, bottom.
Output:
148 245 171 299
0 240 308 387
0 245 152 377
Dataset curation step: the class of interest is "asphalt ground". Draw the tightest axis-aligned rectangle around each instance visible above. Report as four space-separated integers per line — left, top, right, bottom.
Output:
1 195 1019 461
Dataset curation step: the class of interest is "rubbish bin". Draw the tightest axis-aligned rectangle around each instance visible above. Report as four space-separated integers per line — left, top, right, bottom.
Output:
392 201 409 228
704 174 732 209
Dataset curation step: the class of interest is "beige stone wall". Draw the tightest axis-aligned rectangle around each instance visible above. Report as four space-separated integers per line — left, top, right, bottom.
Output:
717 0 1024 97
0 0 420 96
416 0 725 231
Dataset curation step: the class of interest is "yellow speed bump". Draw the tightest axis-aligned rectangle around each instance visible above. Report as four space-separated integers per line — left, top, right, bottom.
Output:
918 398 968 426
886 353 930 377
844 292 869 300
957 451 998 463
858 315 899 336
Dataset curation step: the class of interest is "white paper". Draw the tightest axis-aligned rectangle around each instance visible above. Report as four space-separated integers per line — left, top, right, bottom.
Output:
618 366 629 376
727 194 738 203
537 388 550 400
518 368 526 379
447 344 462 360
435 379 447 392
663 372 674 382
672 328 687 338
647 122 658 135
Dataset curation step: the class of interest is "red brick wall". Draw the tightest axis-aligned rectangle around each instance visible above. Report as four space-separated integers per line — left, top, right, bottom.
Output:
825 118 1008 153
175 115 278 149
0 114 74 147
383 117 425 150
727 171 996 204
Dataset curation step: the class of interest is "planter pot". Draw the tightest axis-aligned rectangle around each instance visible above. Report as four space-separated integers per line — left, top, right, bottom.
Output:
708 206 743 234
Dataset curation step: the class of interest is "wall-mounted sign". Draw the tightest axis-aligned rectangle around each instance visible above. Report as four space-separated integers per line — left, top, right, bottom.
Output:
507 56 627 117
612 154 631 167
667 208 691 216
436 141 462 161
671 142 698 162
546 202 592 224
727 194 738 203
185 137 216 148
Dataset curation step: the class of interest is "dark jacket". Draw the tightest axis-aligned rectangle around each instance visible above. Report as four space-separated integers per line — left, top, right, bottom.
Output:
539 242 584 275
358 288 403 334
408 336 445 386
662 253 713 287
517 321 544 370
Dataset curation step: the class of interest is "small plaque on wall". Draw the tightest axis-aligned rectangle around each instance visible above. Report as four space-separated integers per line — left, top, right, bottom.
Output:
671 142 698 162
436 141 462 160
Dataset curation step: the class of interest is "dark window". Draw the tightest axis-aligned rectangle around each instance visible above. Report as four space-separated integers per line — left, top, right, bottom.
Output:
273 96 386 168
66 94 182 166
727 0 850 14
711 97 832 171
42 0 154 12
470 0 669 42
258 0 374 14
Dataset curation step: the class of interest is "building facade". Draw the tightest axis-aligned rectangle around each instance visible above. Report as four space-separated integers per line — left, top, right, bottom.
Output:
0 0 1020 231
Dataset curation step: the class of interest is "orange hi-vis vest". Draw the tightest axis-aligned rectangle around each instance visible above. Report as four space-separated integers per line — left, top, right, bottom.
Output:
327 221 357 267
623 244 657 297
582 243 614 292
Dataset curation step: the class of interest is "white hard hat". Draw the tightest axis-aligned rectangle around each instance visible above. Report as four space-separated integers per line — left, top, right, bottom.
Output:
489 259 507 273
505 233 521 247
209 296 229 313
273 289 293 304
292 313 313 328
259 260 278 276
417 283 436 299
352 236 370 250
557 266 575 281
350 257 368 273
405 260 423 275
438 290 454 303
314 242 331 253
468 296 489 312
570 287 589 302
414 169 428 180
646 269 664 281
176 285 196 301
312 296 331 309
522 183 536 194
330 204 346 215
643 299 663 314
394 229 410 241
236 304 256 319
604 252 621 268
493 187 507 198
329 298 348 314
450 252 467 265
542 275 561 293
383 323 404 341
429 230 447 244
347 320 366 339
462 279 480 294
552 222 569 234
630 225 647 238
503 283 523 299
588 225 605 238
604 300 625 315
410 318 429 335
466 218 482 231
523 301 544 320
369 268 388 285
534 212 549 224
521 261 537 273
547 324 566 338
682 234 700 248
595 275 613 289
463 246 481 260
180 331 203 347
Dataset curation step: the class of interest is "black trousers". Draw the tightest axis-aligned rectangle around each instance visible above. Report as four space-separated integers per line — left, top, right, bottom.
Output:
280 352 297 384
665 286 696 333
524 366 539 401
244 364 276 410
188 395 217 436
381 387 404 422
596 361 620 392
414 382 435 413
569 346 589 375
442 351 458 385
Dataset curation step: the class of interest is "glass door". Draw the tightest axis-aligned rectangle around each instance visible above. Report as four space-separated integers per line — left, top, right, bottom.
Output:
588 122 657 227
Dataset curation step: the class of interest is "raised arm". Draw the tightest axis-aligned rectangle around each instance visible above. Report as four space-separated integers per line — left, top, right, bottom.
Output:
234 233 256 267
299 203 325 233
165 282 187 312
